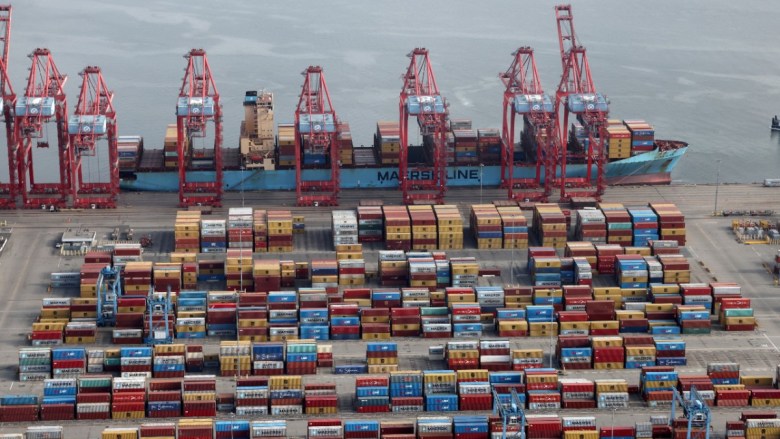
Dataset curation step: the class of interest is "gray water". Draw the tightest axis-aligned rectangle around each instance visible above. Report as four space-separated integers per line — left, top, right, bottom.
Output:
3 0 780 184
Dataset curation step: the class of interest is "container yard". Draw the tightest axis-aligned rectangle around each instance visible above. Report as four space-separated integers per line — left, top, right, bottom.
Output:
0 184 777 438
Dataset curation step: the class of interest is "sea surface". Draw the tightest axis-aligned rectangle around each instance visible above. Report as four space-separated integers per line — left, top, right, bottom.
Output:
2 0 780 184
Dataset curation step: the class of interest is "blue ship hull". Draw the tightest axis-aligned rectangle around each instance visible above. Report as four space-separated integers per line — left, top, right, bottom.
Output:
120 146 687 192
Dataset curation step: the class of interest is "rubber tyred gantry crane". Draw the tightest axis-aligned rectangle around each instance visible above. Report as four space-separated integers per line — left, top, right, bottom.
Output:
15 48 70 209
499 47 556 202
294 66 340 206
68 66 118 208
176 49 222 208
553 4 609 202
399 48 448 205
0 5 16 208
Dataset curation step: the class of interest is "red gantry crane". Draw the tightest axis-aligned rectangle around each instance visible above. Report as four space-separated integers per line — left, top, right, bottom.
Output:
499 47 556 202
294 66 340 206
399 48 448 204
553 4 609 202
176 49 222 207
0 5 16 208
68 66 118 208
15 48 70 209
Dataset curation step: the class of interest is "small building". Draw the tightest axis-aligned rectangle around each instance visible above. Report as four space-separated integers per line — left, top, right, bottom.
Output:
60 228 97 252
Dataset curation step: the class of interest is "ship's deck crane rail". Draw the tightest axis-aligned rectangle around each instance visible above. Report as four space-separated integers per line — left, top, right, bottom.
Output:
492 388 526 439
670 386 711 439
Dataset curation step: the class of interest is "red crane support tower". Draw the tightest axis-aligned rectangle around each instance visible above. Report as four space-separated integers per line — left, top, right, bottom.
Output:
399 48 448 205
0 5 15 208
15 48 70 209
294 66 340 206
499 47 557 202
68 66 118 208
553 4 609 202
176 49 222 207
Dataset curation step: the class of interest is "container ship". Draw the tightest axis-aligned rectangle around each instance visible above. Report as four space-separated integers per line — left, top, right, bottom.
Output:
117 90 688 192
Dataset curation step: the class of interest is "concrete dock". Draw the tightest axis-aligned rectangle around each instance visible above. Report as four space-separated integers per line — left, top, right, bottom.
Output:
0 183 778 437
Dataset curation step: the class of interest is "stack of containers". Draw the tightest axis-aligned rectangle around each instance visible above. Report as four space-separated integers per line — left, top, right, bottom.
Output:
409 206 438 250
529 251 561 287
453 129 479 164
623 335 657 369
391 307 421 337
418 417 453 438
654 337 686 366
657 254 690 286
330 303 360 340
219 341 251 377
527 305 556 337
720 298 756 331
557 335 591 370
378 250 407 287
337 122 354 166
152 345 186 378
252 209 268 252
435 257 451 289
592 337 624 370
572 257 593 285
451 302 481 339
225 249 253 291
477 129 501 163
478 339 511 371
676 304 712 335
450 257 479 288
471 204 502 249
476 286 504 317
78 377 113 420
377 121 401 165
182 376 217 417
596 379 630 409
112 244 143 271
153 262 181 294
65 321 97 345
599 204 633 247
79 263 102 298
560 379 596 409
511 349 544 371
19 348 51 381
227 207 253 249
365 343 397 373
112 378 146 420
304 384 338 414
299 302 329 341
147 378 182 418
495 308 526 337
175 291 207 339
344 421 380 439
123 261 153 297
178 419 215 439
575 209 607 244
625 120 655 155
311 259 338 289
433 205 464 250
628 208 659 247
421 306 451 338
268 291 299 341
497 204 528 249
650 203 686 246
267 210 293 253
120 347 152 378
639 367 677 407
615 254 648 289
595 244 623 274
355 375 390 413
269 375 303 416
424 370 458 412
446 341 480 371
286 340 318 375
533 204 567 248
390 371 424 412
453 416 489 438
42 378 74 417
606 121 632 159
332 210 359 248
200 219 227 253
357 205 383 243
52 347 86 379
277 124 295 167
409 256 437 291
252 342 285 376
383 206 412 251
253 259 280 293
526 368 561 409
174 211 201 253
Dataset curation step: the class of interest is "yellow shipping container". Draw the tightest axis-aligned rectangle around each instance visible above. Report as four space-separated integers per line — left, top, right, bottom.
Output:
591 335 623 346
368 364 398 374
457 369 489 381
102 428 140 439
564 431 599 439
